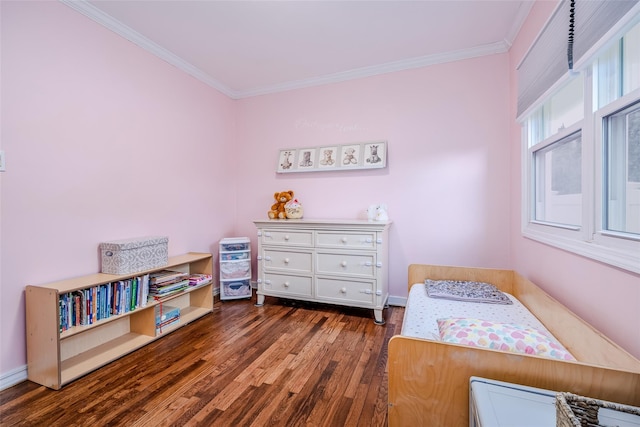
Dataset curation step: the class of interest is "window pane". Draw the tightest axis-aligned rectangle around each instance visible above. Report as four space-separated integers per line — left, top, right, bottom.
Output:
548 76 583 132
594 42 620 110
526 76 584 148
534 132 582 227
605 101 640 235
623 22 640 95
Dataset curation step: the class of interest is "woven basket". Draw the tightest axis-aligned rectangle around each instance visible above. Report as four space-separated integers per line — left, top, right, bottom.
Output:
556 392 640 427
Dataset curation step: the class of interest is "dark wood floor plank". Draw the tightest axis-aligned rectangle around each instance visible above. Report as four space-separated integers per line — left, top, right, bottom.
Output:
0 297 401 427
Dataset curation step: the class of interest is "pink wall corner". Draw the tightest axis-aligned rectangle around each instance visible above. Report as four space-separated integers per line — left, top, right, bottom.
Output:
508 0 640 358
0 1 236 376
235 54 513 301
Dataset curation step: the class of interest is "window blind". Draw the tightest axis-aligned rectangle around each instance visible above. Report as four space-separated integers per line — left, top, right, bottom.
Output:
517 0 639 119
573 0 638 67
517 0 571 118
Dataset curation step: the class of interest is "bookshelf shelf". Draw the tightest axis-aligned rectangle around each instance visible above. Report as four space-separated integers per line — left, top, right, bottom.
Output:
26 252 214 390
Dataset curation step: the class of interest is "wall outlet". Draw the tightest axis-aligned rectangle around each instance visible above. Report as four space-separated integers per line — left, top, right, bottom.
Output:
0 150 5 172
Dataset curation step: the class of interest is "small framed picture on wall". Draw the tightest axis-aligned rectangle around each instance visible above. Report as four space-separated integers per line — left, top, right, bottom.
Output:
363 141 386 168
297 148 316 171
340 144 361 167
317 146 338 169
277 149 296 173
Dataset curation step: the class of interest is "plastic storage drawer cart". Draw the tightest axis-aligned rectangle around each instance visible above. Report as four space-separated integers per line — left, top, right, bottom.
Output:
219 237 252 300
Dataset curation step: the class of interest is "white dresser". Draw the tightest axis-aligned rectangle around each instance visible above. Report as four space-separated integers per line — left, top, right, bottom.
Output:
253 219 391 324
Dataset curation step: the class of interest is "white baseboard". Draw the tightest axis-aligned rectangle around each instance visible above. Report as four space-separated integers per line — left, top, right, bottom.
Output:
388 295 407 307
1 365 28 391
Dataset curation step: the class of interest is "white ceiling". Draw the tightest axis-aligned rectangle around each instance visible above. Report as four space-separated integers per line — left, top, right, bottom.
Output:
63 0 534 99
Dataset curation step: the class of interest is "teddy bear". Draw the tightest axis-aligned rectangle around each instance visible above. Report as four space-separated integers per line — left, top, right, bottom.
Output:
343 148 358 165
268 190 294 219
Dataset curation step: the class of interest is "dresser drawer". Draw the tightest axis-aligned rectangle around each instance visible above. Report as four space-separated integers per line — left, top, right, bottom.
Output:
316 231 377 250
316 251 376 278
262 273 313 297
316 277 374 305
261 249 312 273
260 229 313 247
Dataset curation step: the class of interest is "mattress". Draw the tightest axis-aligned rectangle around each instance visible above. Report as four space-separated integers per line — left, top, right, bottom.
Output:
401 282 551 340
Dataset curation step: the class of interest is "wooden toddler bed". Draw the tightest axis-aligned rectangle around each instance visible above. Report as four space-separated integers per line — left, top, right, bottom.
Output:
388 264 640 426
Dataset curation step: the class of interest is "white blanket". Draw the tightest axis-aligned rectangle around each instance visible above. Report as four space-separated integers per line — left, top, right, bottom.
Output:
401 283 551 340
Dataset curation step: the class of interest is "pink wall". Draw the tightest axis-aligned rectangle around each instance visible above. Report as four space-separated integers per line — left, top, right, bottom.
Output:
0 2 236 376
235 55 513 299
508 1 640 358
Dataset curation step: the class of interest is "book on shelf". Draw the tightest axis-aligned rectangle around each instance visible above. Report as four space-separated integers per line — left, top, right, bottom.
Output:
155 304 180 335
188 274 212 286
150 270 188 285
58 273 151 332
150 280 189 300
155 317 180 335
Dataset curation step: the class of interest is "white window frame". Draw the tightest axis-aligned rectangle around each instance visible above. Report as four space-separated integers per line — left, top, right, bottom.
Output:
594 90 640 254
521 69 640 275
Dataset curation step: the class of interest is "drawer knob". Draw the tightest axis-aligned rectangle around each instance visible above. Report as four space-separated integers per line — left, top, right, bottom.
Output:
341 237 348 243
257 255 263 260
341 261 347 267
284 235 290 240
257 279 262 284
265 232 271 237
366 238 372 243
284 258 290 264
340 287 347 293
283 281 290 288
265 256 272 261
265 280 271 285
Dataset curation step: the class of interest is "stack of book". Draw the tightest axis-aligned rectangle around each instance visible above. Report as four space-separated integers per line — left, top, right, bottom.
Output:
188 274 212 287
155 304 180 335
149 270 189 299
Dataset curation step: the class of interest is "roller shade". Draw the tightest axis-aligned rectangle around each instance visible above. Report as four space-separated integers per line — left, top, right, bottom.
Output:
517 0 638 119
574 0 638 66
517 0 571 118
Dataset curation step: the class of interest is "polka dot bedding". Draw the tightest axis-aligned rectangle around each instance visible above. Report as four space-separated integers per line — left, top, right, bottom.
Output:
401 283 553 341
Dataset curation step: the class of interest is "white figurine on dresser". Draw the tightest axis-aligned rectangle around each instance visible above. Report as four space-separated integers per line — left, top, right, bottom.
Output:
253 219 391 324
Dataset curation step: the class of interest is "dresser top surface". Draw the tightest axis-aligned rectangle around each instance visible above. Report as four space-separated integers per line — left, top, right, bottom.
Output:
253 218 392 229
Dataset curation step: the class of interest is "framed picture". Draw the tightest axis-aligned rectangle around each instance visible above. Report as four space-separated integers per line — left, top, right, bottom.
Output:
340 144 361 167
363 141 386 168
275 141 387 173
277 149 296 173
297 148 316 171
317 146 338 169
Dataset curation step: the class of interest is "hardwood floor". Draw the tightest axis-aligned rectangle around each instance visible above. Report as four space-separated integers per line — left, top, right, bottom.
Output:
0 296 404 426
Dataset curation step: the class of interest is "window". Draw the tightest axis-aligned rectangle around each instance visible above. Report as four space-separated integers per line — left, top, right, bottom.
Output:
602 100 640 235
521 19 640 274
534 131 582 228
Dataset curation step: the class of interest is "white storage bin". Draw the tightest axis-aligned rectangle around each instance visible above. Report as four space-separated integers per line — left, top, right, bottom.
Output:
221 279 251 298
220 251 250 261
220 240 250 252
220 260 251 279
219 237 251 300
100 236 168 275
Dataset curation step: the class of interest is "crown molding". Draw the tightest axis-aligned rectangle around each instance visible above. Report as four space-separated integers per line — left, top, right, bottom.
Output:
60 0 239 99
237 41 510 98
60 0 513 100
